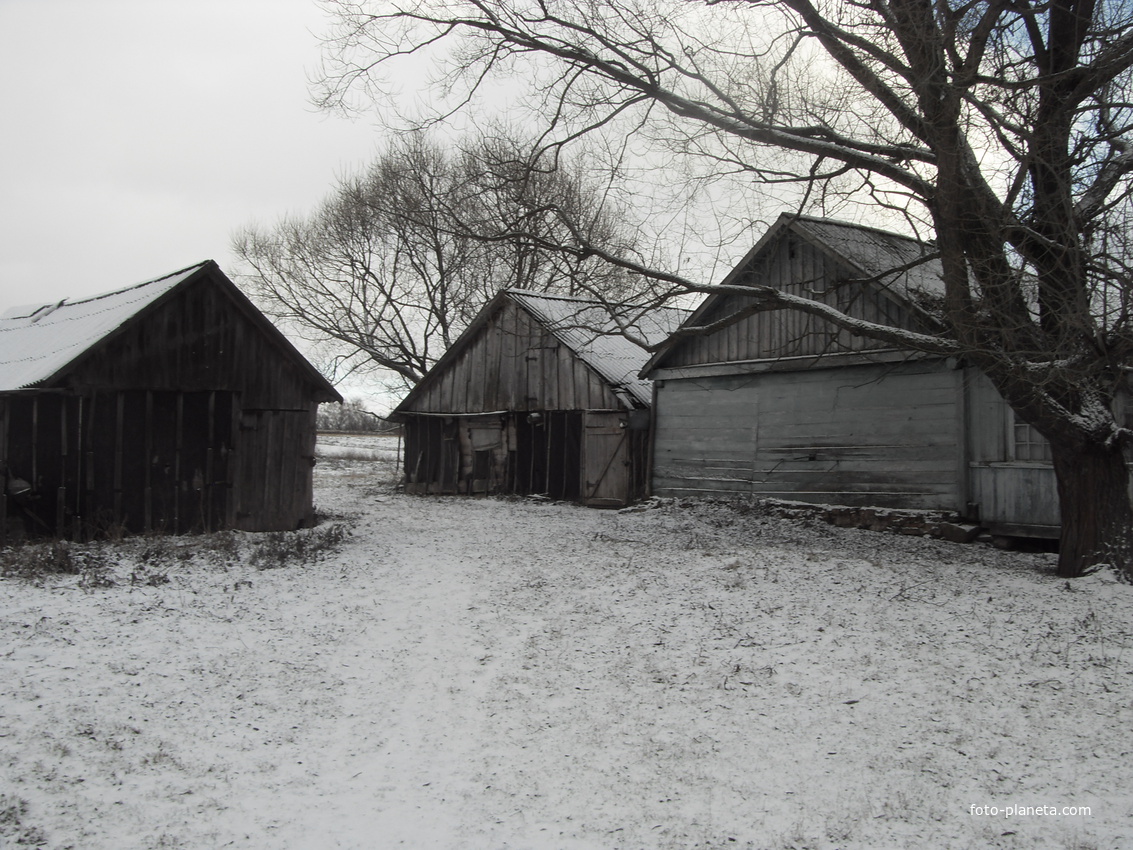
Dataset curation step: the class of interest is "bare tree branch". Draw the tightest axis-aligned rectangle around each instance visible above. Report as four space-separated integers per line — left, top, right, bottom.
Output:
314 0 1133 576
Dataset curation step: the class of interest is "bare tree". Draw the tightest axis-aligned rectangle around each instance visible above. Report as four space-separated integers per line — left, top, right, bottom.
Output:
317 398 397 432
315 0 1133 578
233 132 645 389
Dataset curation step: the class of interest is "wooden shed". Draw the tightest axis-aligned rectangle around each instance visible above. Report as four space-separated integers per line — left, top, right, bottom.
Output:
391 289 688 506
643 213 1073 538
0 260 342 537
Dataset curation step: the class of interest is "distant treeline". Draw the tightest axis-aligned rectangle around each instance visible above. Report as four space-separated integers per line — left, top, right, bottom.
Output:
317 399 400 433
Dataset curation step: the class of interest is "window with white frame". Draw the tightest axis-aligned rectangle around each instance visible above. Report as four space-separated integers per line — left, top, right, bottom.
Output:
1012 411 1052 462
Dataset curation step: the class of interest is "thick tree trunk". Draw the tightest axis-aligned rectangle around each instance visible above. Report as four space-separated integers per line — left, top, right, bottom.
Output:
1051 440 1133 578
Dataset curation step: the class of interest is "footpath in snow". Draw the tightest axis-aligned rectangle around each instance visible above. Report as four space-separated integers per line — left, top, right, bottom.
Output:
0 435 1130 849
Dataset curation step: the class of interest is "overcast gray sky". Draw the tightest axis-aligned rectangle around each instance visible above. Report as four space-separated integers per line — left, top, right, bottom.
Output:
0 0 382 307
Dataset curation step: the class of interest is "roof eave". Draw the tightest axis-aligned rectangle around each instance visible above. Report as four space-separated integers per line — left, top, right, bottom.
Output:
391 290 513 415
642 213 929 375
207 263 343 403
33 261 342 403
31 261 215 390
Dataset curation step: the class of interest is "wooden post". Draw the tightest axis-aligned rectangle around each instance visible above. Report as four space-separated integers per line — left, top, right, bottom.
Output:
80 395 91 539
174 392 183 532
30 395 38 496
58 397 68 538
205 390 215 532
113 392 124 524
144 390 153 532
545 413 554 498
0 400 7 542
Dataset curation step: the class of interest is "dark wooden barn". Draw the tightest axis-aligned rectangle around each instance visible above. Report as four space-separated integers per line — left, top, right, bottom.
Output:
643 213 1089 538
0 260 342 537
391 290 688 507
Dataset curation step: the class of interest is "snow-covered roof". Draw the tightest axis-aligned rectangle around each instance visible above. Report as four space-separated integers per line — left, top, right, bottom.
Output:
507 290 690 406
0 262 208 391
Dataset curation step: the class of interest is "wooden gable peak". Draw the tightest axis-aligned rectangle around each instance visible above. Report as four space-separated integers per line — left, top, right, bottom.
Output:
0 260 341 402
642 213 942 373
392 289 690 416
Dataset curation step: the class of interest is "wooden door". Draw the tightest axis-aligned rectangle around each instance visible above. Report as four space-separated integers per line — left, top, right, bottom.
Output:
582 411 629 507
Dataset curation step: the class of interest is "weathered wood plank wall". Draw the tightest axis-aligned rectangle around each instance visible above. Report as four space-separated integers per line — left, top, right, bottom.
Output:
62 279 316 409
663 236 914 368
0 275 325 537
402 300 624 414
231 407 317 531
964 368 1060 532
0 390 238 537
652 360 965 510
400 408 650 506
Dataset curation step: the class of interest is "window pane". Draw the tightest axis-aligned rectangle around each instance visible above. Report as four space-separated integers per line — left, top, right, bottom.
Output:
1013 415 1051 461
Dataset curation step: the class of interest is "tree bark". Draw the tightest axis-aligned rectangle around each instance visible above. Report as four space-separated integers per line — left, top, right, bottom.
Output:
1051 439 1133 578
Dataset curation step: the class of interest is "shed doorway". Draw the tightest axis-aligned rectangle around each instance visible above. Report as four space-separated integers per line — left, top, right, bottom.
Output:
581 411 630 507
512 411 583 501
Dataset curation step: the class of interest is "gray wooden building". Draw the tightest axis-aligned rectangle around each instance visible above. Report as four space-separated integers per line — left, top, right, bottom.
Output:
0 261 342 537
391 289 688 506
643 213 1065 537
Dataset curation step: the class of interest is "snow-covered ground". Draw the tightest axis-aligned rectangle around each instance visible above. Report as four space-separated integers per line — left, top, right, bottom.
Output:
1 434 1131 849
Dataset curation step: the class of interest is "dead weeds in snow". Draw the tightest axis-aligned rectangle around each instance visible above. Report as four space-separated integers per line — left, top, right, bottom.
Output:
0 520 351 593
3 474 1133 849
248 523 350 570
0 791 48 848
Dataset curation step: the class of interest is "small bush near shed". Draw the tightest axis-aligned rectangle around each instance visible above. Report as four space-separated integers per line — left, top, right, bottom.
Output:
0 523 350 586
0 539 115 588
249 523 350 569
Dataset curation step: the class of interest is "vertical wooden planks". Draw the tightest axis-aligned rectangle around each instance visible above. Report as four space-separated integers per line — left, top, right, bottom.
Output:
0 399 7 541
225 395 238 529
483 311 501 408
56 397 68 537
501 300 519 409
581 411 631 506
174 392 184 532
954 365 970 514
114 392 125 523
144 390 154 532
205 390 215 531
0 267 333 537
31 396 38 497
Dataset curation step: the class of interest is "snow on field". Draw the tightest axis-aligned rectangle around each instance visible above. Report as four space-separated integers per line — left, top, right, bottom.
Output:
314 433 402 463
2 434 1132 849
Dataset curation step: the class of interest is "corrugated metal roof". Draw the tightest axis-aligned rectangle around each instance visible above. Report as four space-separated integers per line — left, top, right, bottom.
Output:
0 262 208 391
507 290 690 406
790 216 944 298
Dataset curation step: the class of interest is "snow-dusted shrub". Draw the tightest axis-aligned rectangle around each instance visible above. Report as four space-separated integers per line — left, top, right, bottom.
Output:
0 539 115 587
0 792 47 847
249 523 349 569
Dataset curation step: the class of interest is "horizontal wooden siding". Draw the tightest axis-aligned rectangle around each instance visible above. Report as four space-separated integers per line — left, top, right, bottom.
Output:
652 361 964 510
